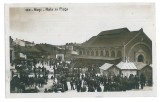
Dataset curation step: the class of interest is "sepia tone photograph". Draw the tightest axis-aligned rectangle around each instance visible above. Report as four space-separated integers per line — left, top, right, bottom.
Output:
5 3 156 97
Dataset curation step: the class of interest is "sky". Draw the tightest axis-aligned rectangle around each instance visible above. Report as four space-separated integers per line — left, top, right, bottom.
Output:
8 3 155 45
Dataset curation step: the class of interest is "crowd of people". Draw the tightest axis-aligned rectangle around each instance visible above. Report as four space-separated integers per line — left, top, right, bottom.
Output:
10 60 50 93
10 58 151 93
43 71 148 93
10 74 48 93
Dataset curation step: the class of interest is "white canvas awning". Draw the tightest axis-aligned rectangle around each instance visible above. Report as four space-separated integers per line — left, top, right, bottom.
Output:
99 63 113 70
116 61 137 70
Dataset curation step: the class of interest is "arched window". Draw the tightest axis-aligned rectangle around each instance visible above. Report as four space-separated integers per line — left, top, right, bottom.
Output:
111 51 115 57
91 50 94 56
106 51 109 57
87 50 90 55
117 51 122 57
96 50 98 56
138 54 144 62
100 50 103 56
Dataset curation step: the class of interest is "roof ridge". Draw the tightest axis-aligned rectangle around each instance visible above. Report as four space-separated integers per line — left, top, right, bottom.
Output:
98 27 130 36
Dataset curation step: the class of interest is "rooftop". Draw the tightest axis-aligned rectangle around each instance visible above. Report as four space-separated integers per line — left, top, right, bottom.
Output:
116 61 137 70
99 63 114 70
82 28 143 47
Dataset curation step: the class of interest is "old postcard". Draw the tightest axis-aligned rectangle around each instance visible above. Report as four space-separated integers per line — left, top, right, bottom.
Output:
5 3 156 97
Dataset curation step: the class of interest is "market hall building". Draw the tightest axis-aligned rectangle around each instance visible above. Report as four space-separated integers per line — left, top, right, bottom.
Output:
75 28 152 65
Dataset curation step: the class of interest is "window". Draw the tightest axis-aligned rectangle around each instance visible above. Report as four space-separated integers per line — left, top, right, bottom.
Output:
138 54 144 62
111 51 115 57
96 50 98 56
106 51 109 57
91 50 94 56
100 50 103 56
87 50 90 55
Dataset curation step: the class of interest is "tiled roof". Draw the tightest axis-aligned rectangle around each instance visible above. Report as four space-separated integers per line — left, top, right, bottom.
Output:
82 28 141 47
98 28 129 36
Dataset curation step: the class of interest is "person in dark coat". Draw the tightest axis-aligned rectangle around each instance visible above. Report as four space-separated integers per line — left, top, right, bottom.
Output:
76 79 81 92
81 85 87 92
44 88 48 93
81 74 84 80
33 67 36 73
21 82 25 93
64 81 68 91
51 76 54 79
53 84 58 93
97 86 102 92
134 75 139 89
122 76 128 91
70 78 74 90
140 73 146 89
88 86 95 92
60 77 68 91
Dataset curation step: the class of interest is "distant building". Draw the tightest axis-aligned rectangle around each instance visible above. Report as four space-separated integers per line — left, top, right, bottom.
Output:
76 28 152 65
65 43 80 55
56 54 65 61
64 43 81 61
15 38 35 46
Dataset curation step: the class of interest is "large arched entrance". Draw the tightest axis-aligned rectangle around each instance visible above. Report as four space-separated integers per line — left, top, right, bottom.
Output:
128 43 152 64
138 54 144 62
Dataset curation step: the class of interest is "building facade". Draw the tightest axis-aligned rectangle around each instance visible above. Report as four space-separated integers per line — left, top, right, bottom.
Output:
76 28 152 65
